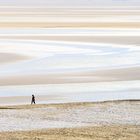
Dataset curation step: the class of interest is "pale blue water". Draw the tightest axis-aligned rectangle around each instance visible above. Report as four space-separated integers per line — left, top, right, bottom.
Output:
0 28 140 105
0 28 140 36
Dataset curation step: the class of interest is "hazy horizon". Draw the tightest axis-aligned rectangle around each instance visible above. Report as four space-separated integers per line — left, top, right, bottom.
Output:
0 0 140 7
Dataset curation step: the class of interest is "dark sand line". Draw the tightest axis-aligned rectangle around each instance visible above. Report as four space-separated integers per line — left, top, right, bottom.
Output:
0 22 140 28
1 36 140 46
0 53 31 64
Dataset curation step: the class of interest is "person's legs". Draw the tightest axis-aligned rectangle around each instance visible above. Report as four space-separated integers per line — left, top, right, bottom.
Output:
31 99 35 104
33 100 35 104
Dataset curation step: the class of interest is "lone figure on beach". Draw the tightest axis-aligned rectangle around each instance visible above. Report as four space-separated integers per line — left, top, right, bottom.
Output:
31 94 36 104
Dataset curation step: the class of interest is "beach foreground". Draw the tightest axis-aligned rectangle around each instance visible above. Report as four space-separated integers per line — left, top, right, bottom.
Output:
0 125 139 140
0 100 139 140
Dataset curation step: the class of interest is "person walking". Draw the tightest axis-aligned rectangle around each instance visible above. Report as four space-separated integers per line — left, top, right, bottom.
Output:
31 94 36 104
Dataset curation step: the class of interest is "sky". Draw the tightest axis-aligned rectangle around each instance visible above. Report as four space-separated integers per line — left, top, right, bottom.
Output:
0 0 140 7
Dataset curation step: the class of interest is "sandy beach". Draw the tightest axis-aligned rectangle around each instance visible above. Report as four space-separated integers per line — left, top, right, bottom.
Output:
0 100 139 140
1 125 139 140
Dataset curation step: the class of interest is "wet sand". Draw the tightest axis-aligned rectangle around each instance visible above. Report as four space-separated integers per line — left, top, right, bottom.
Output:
0 67 140 86
1 36 140 46
0 8 140 28
0 53 30 64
